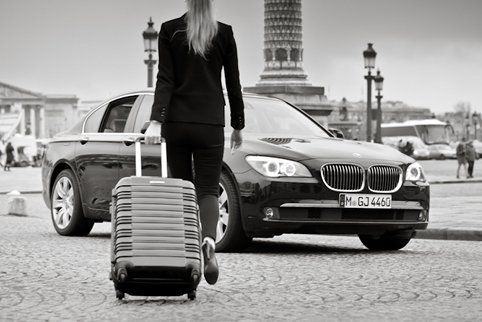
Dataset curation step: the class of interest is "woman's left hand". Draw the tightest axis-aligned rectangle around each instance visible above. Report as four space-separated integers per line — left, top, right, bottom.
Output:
231 129 243 153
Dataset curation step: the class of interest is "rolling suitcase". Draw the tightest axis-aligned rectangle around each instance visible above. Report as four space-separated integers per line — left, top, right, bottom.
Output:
110 137 202 300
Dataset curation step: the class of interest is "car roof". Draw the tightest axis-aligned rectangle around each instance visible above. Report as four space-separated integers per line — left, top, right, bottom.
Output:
106 89 279 102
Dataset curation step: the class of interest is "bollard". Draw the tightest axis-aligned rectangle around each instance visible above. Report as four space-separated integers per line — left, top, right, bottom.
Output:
7 190 27 217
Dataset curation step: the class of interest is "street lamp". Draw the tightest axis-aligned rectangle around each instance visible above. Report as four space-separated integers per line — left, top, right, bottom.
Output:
465 113 471 139
142 17 158 88
374 69 384 143
363 43 377 142
473 111 479 140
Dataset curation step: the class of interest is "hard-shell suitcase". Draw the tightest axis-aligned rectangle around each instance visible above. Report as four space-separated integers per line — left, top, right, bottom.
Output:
110 137 202 300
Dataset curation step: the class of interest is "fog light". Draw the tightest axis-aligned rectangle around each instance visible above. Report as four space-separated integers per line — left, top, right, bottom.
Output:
265 208 274 219
418 211 427 221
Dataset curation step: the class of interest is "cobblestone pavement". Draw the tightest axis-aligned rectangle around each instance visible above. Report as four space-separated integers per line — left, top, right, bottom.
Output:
1 207 482 321
428 182 482 230
419 159 482 183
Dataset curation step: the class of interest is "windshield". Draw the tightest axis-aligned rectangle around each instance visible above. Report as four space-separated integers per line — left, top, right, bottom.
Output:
416 125 451 145
226 97 330 138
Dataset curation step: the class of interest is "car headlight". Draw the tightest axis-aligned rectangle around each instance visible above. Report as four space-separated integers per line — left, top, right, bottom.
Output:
245 156 312 178
405 162 426 182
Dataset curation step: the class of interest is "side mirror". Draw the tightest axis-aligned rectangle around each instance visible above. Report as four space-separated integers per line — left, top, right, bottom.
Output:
329 128 344 139
140 121 150 134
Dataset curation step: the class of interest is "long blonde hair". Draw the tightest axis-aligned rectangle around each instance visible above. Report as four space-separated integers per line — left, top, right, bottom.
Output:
185 0 218 58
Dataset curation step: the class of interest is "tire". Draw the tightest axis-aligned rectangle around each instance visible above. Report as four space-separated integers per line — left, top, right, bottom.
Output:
215 171 252 252
358 230 414 251
187 290 196 301
115 289 125 300
51 169 94 236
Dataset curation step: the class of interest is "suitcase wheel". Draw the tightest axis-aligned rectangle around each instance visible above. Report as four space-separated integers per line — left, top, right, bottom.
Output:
187 290 196 301
191 271 200 284
116 289 125 300
117 268 128 283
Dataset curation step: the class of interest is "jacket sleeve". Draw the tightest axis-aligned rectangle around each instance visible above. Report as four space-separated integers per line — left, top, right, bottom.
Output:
150 23 174 123
223 26 245 130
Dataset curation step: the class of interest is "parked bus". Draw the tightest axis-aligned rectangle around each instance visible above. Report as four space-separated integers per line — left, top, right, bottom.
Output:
381 119 455 159
381 119 453 145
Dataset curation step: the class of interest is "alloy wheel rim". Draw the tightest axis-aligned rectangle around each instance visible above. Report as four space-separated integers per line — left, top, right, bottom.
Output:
217 182 230 242
52 177 74 229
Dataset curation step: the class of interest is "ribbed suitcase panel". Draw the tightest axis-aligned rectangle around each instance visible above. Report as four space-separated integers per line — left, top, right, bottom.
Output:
120 257 187 268
111 176 201 272
116 236 186 244
115 210 196 218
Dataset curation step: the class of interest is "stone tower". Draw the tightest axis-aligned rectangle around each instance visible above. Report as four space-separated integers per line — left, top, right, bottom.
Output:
244 0 333 124
258 0 309 85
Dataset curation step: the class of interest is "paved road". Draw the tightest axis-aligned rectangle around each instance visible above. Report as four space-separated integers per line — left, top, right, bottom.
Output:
1 212 481 321
1 194 482 321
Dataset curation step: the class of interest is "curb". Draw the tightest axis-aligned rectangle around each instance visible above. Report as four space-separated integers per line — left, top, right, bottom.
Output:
415 229 482 241
429 179 482 184
1 190 43 195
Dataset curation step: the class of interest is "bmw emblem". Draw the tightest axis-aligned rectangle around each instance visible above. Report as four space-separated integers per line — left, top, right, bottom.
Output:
353 153 362 158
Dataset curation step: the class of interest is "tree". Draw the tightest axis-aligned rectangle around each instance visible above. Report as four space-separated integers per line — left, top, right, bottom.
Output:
454 101 471 115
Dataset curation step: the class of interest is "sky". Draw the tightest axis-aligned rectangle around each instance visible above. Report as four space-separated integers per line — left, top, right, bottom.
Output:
1 0 481 114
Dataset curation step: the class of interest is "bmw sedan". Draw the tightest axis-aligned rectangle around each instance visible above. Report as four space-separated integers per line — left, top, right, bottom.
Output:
42 90 429 251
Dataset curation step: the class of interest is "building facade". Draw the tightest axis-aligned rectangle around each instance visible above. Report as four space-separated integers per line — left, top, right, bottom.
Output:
327 98 433 141
0 81 79 140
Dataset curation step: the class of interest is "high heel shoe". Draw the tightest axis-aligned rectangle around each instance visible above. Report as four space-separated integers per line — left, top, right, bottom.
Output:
202 237 219 285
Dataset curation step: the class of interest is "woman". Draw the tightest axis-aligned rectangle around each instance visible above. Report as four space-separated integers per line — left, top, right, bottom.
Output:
465 141 478 178
5 142 15 171
145 0 244 285
456 138 467 179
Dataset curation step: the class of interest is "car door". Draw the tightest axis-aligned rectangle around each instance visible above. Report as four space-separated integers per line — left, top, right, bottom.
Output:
75 95 141 219
119 94 163 178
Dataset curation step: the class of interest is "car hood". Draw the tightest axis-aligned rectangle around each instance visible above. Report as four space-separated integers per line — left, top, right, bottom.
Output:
242 135 413 163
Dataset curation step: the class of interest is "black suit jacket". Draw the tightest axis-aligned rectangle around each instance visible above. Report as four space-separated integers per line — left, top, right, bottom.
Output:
150 15 245 130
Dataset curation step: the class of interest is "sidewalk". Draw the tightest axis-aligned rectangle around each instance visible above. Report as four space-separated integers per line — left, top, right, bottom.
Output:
1 164 481 241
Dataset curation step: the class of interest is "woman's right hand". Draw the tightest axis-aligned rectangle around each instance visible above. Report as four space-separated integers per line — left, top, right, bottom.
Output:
145 120 162 145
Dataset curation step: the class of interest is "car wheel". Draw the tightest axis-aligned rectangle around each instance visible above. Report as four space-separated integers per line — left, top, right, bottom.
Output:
215 171 252 252
51 169 94 236
358 230 414 251
439 154 446 160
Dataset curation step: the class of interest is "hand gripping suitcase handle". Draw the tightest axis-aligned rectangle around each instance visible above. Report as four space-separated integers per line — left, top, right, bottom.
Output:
134 136 168 178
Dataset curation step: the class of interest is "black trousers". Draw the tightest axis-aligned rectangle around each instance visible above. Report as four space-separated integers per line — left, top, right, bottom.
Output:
163 122 224 240
468 161 474 177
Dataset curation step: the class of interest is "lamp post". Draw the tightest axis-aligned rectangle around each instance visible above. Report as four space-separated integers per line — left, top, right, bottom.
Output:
374 69 384 144
473 111 479 140
363 43 377 142
142 17 158 88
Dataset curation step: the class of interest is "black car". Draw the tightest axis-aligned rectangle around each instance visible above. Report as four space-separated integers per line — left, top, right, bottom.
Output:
42 90 429 251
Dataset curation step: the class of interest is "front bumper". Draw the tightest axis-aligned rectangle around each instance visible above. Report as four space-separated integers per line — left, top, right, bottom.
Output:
235 169 430 237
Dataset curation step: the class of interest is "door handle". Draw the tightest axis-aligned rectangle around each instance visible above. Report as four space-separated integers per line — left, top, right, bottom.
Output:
123 138 136 146
80 137 89 145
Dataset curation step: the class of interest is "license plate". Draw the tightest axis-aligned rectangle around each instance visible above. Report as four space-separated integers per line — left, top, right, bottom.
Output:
339 193 392 209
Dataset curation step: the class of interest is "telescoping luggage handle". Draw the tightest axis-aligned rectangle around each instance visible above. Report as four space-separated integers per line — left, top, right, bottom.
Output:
134 136 168 178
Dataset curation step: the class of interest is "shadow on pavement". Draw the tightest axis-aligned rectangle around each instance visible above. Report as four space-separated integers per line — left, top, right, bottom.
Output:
88 232 111 238
239 238 391 255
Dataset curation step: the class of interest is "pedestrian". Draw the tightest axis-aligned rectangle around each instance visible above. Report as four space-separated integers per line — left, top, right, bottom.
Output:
398 139 414 157
5 142 15 171
0 143 3 168
455 137 467 179
144 0 244 285
465 140 478 178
